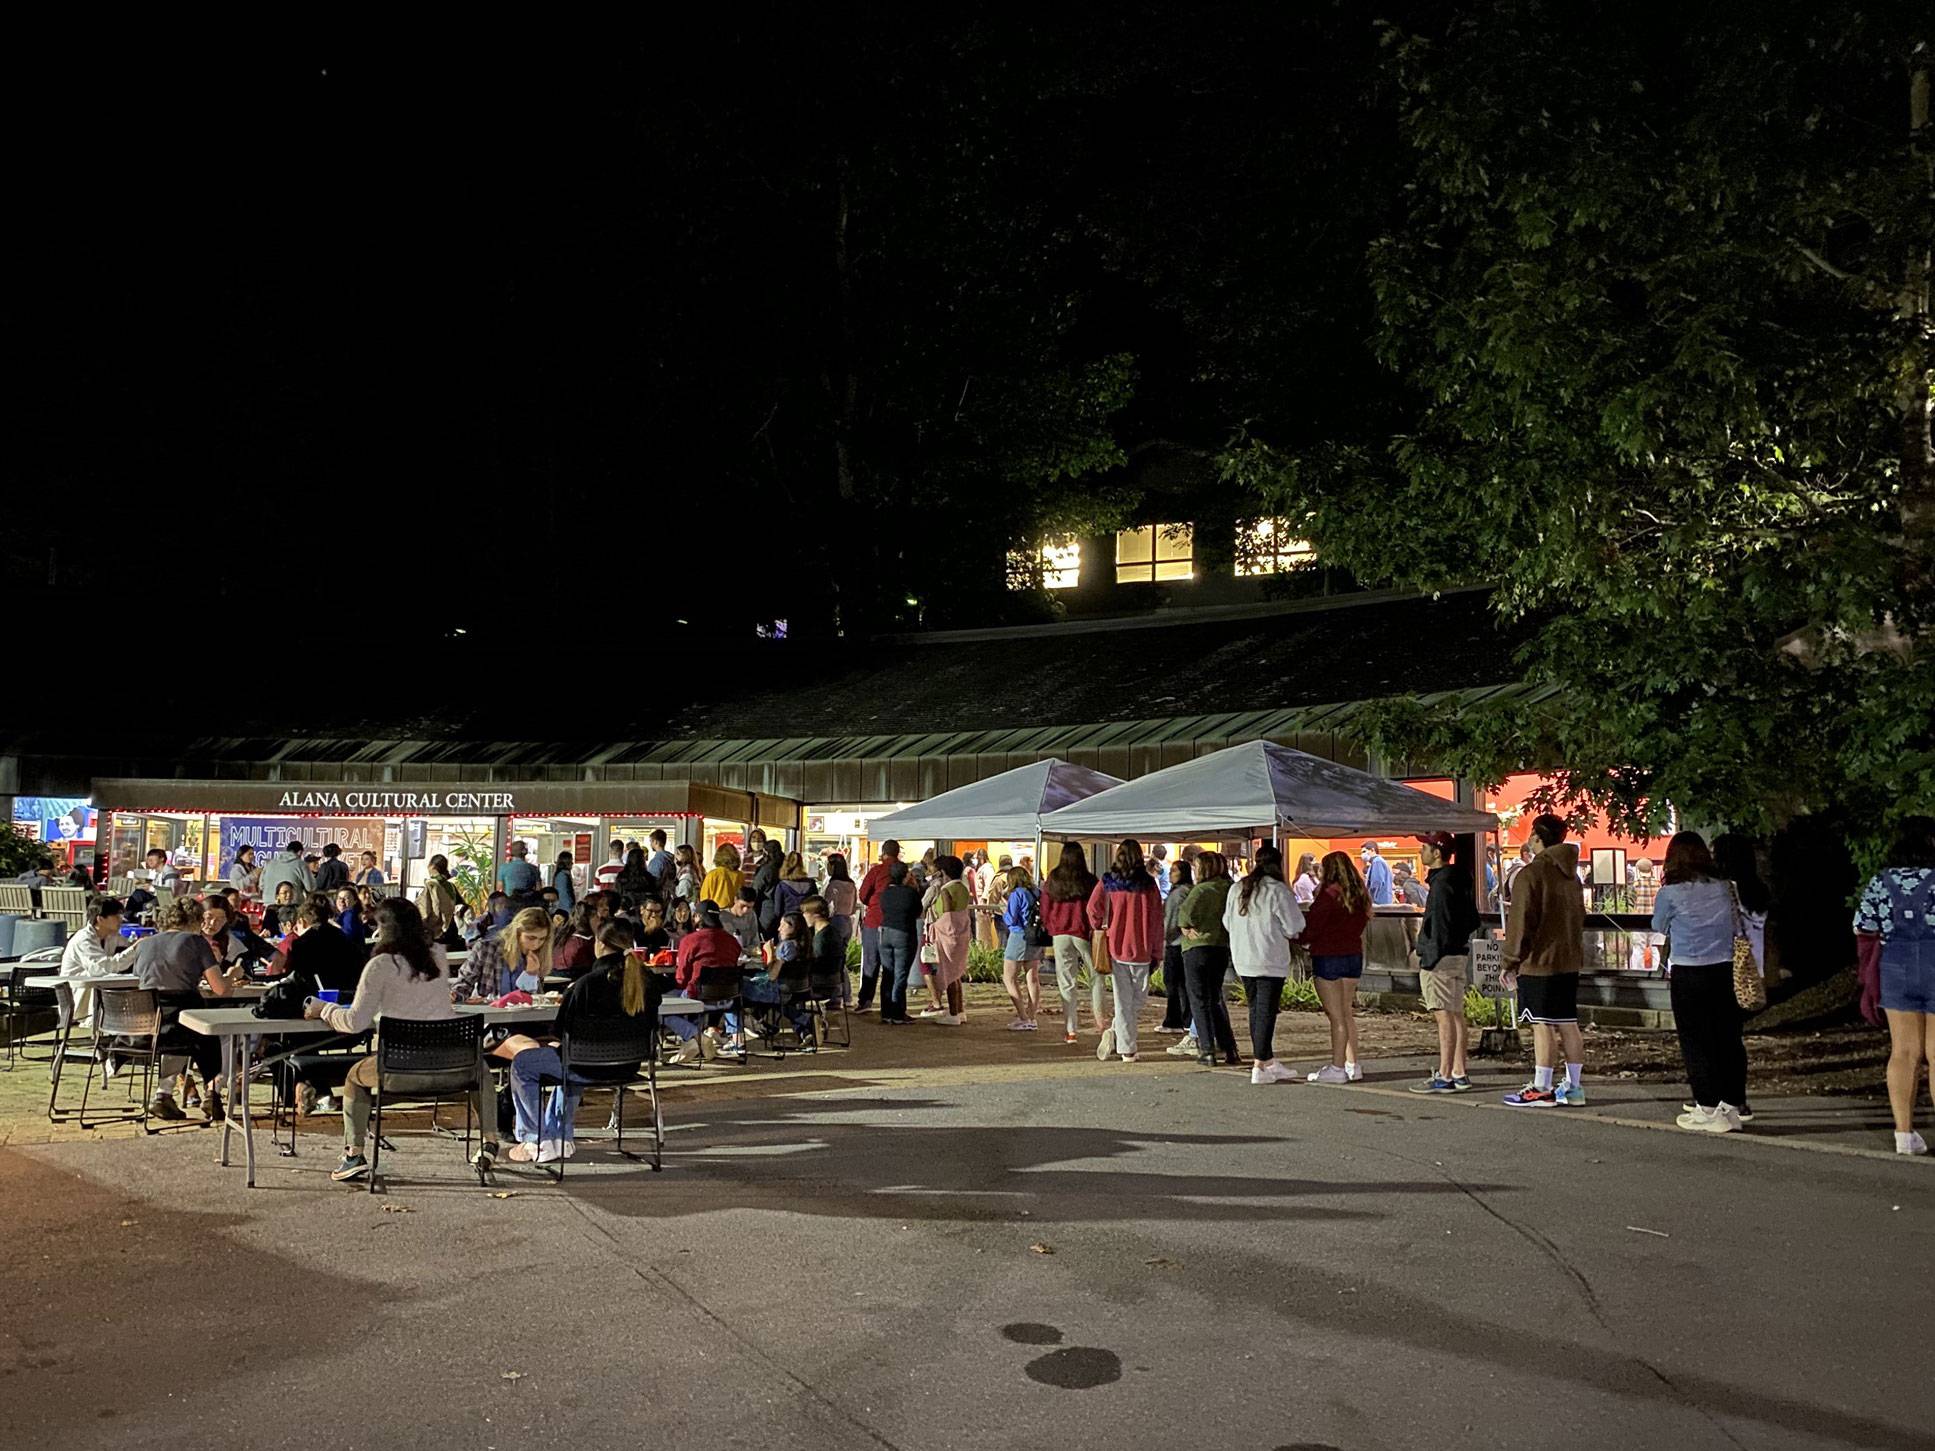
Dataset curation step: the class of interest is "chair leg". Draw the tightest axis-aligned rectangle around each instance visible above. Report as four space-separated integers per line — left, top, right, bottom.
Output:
369 1088 383 1193
648 1059 662 1171
78 1045 98 1126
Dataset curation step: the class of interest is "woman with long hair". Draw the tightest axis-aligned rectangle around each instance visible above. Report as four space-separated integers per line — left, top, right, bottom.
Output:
1086 839 1164 1062
304 897 498 1182
820 853 857 1000
1301 851 1372 1083
751 839 786 941
1291 852 1320 909
1000 863 1044 1031
1654 831 1752 1133
1159 858 1196 1039
550 850 577 914
1179 851 1241 1067
700 842 744 910
1854 816 1935 1155
415 853 463 948
922 855 974 1025
1222 845 1306 1084
1043 842 1103 1043
775 849 817 925
553 897 601 977
454 905 554 1000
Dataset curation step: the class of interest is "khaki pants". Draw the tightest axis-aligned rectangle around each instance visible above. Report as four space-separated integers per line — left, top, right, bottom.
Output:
341 1053 497 1153
1051 934 1107 1034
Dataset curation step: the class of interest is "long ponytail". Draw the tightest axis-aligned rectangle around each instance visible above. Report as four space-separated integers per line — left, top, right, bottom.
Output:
598 919 644 1015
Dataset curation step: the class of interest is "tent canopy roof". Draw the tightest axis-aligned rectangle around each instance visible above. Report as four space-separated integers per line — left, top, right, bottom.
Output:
866 759 1124 841
1038 739 1496 839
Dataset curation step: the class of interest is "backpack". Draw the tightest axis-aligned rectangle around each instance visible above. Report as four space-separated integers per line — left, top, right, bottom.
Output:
1022 887 1052 950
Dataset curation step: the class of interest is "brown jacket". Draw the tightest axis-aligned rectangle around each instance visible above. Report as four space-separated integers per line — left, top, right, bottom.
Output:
1501 843 1584 977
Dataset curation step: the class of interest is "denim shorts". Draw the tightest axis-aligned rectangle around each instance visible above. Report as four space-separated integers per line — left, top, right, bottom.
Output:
1881 940 1934 1014
1312 953 1363 982
1003 931 1039 962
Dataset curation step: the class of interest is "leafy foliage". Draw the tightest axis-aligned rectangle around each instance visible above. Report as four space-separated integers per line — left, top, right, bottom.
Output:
0 825 53 879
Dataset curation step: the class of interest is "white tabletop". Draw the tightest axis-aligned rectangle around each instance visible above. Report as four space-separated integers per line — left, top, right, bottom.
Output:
180 995 702 1036
24 974 264 999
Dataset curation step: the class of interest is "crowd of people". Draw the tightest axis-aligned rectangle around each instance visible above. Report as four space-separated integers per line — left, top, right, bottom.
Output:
42 812 1935 1163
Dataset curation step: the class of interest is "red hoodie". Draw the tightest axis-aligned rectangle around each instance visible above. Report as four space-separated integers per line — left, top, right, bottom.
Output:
1040 887 1092 939
1301 882 1372 957
1086 874 1163 967
674 926 743 993
857 858 897 930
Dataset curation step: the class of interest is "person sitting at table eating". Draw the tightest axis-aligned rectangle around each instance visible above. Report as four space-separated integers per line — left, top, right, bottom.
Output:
721 887 762 958
131 897 239 1123
305 898 500 1182
453 907 553 1001
553 899 600 979
281 899 375 1114
631 898 671 957
59 894 137 1029
722 910 817 1055
492 918 658 1162
261 879 299 937
666 903 743 1062
464 891 515 944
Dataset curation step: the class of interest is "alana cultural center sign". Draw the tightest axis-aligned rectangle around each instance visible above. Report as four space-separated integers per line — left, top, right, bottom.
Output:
271 789 519 813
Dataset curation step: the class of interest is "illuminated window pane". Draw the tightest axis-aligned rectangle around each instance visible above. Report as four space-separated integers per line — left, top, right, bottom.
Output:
1117 523 1193 583
1237 518 1316 576
1007 540 1082 590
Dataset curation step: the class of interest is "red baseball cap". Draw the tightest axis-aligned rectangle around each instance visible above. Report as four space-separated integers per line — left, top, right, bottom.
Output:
1415 832 1456 851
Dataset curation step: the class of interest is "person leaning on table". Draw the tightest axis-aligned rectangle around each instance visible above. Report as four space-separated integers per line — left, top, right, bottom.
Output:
305 897 500 1183
60 894 138 1029
131 896 239 1122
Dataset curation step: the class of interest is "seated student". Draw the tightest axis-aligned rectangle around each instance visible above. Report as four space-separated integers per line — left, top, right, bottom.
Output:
496 919 658 1163
632 898 672 956
723 910 817 1054
60 894 137 1028
800 892 847 1029
454 907 552 1001
553 900 601 978
281 899 373 1115
304 898 500 1183
130 897 238 1122
721 888 762 958
464 892 515 945
334 886 364 946
666 899 696 947
209 893 278 971
261 880 300 937
666 903 744 1061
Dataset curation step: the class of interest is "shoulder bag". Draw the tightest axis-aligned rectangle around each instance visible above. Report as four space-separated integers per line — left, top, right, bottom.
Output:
1726 882 1766 1012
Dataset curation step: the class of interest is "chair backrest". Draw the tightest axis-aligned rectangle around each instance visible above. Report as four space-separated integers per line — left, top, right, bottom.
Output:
96 987 162 1037
108 876 135 897
40 886 89 926
691 964 744 1006
0 885 35 915
805 970 844 1001
377 1015 484 1076
8 963 61 1008
560 1010 657 1070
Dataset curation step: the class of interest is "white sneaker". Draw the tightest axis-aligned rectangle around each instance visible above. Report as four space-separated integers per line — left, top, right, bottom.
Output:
1251 1061 1296 1085
1095 1026 1115 1062
1005 1018 1030 1031
1019 1020 1038 1032
1896 1130 1930 1156
1165 1036 1200 1057
1676 1104 1740 1134
917 1006 947 1018
932 1013 966 1026
1344 1060 1363 1082
1308 1065 1349 1085
672 1039 701 1064
313 1094 338 1114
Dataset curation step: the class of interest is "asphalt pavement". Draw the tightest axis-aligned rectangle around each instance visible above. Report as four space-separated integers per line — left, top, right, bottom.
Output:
2 1038 1930 1451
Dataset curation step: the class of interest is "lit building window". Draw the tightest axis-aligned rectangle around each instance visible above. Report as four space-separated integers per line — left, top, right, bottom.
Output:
1006 539 1082 591
1115 524 1193 584
1237 518 1316 576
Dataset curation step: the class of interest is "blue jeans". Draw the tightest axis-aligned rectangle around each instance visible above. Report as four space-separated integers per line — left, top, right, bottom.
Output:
509 1047 585 1145
877 928 914 1021
858 925 881 1008
726 972 810 1037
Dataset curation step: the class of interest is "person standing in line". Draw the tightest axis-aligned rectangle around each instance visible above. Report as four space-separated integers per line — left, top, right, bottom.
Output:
1222 845 1306 1085
1302 851 1372 1083
1086 840 1164 1064
854 840 901 1014
415 853 463 949
497 841 540 905
1359 842 1393 906
1500 814 1589 1109
258 839 313 907
1159 858 1196 1042
1291 853 1320 909
874 859 922 1025
1409 833 1479 1094
925 855 974 1027
700 842 744 911
550 850 577 915
1652 831 1754 1134
1502 842 1534 903
1393 862 1429 908
314 843 351 894
1853 815 1935 1156
227 845 260 898
644 829 675 886
595 839 628 894
775 850 818 924
1178 852 1240 1067
819 853 858 1001
1149 844 1172 900
1000 863 1044 1031
750 840 785 941
1042 843 1102 1044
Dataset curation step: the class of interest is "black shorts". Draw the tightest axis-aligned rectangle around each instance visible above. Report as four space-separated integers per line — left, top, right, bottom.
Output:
1516 972 1579 1026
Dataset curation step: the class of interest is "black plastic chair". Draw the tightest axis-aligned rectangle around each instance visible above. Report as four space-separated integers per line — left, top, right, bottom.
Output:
3 957 66 1071
79 988 164 1132
537 1008 662 1180
368 1015 488 1194
803 970 851 1049
689 966 748 1064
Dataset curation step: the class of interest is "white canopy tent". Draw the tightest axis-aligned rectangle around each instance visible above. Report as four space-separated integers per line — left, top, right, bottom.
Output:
1037 739 1496 840
867 759 1126 844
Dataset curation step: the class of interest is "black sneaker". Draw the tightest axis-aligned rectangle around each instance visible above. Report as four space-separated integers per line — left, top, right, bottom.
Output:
203 1087 224 1123
149 1095 186 1122
330 1154 370 1182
